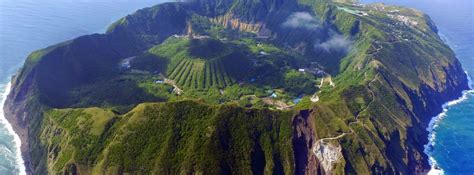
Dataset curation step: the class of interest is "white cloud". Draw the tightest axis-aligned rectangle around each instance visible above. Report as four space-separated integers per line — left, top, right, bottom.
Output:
316 34 352 53
282 12 320 30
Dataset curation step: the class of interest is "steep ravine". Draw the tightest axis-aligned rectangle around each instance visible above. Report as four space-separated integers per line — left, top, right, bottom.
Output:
292 110 319 175
2 0 471 174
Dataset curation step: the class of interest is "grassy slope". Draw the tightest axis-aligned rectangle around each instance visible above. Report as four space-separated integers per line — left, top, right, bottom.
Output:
6 0 469 174
303 2 468 173
41 101 295 174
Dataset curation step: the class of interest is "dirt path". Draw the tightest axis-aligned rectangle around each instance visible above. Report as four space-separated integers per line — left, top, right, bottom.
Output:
164 78 183 95
318 78 324 88
311 76 379 172
310 94 319 102
262 97 293 110
317 77 378 142
328 77 335 87
317 76 335 88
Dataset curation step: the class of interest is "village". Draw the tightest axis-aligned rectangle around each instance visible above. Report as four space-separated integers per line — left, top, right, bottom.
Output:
117 43 334 110
114 19 341 110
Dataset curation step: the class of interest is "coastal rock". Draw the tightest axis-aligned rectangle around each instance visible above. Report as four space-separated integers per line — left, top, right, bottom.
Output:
3 0 469 174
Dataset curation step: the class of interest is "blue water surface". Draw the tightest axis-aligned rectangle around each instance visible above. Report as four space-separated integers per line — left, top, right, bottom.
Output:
1 0 473 174
0 0 166 174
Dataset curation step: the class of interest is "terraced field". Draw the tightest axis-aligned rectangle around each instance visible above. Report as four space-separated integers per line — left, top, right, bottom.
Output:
146 37 255 90
167 58 237 89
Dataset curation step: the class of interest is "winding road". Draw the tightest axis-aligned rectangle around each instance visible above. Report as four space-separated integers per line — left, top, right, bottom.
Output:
314 75 378 145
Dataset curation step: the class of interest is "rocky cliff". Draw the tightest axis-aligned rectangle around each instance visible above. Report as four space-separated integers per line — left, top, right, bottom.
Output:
4 0 469 174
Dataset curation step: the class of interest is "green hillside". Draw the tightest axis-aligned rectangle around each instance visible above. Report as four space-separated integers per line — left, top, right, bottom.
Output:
41 101 295 174
4 0 469 174
150 38 252 89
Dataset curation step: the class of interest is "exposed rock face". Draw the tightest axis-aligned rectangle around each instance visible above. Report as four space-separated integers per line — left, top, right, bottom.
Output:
2 0 470 174
293 110 319 175
210 14 272 35
4 73 38 174
312 140 342 174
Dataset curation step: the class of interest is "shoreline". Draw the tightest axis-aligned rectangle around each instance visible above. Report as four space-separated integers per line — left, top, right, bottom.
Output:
424 72 473 175
0 82 26 175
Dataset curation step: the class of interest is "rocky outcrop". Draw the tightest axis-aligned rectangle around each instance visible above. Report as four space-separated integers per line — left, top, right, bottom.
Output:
4 72 41 174
210 14 272 36
312 140 342 174
3 0 470 174
292 110 320 175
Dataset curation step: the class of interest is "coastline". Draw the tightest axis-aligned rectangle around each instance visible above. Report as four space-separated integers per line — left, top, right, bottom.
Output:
424 73 473 175
0 82 26 175
0 1 469 174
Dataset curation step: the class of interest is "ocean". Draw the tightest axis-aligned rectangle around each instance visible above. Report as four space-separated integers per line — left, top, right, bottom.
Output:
360 0 474 174
0 0 165 174
0 0 473 174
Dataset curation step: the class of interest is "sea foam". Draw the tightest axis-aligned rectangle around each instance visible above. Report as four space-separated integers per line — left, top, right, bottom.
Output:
0 82 26 175
424 72 474 175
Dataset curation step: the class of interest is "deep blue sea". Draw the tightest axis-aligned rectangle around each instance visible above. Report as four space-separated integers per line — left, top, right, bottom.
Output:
0 0 472 174
360 0 474 174
0 0 165 174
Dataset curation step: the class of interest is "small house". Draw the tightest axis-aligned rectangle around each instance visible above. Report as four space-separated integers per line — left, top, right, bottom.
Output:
293 98 302 104
121 60 131 69
271 92 278 98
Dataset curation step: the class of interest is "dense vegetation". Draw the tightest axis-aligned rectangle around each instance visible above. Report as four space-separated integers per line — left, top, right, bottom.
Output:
41 101 295 174
4 0 469 174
